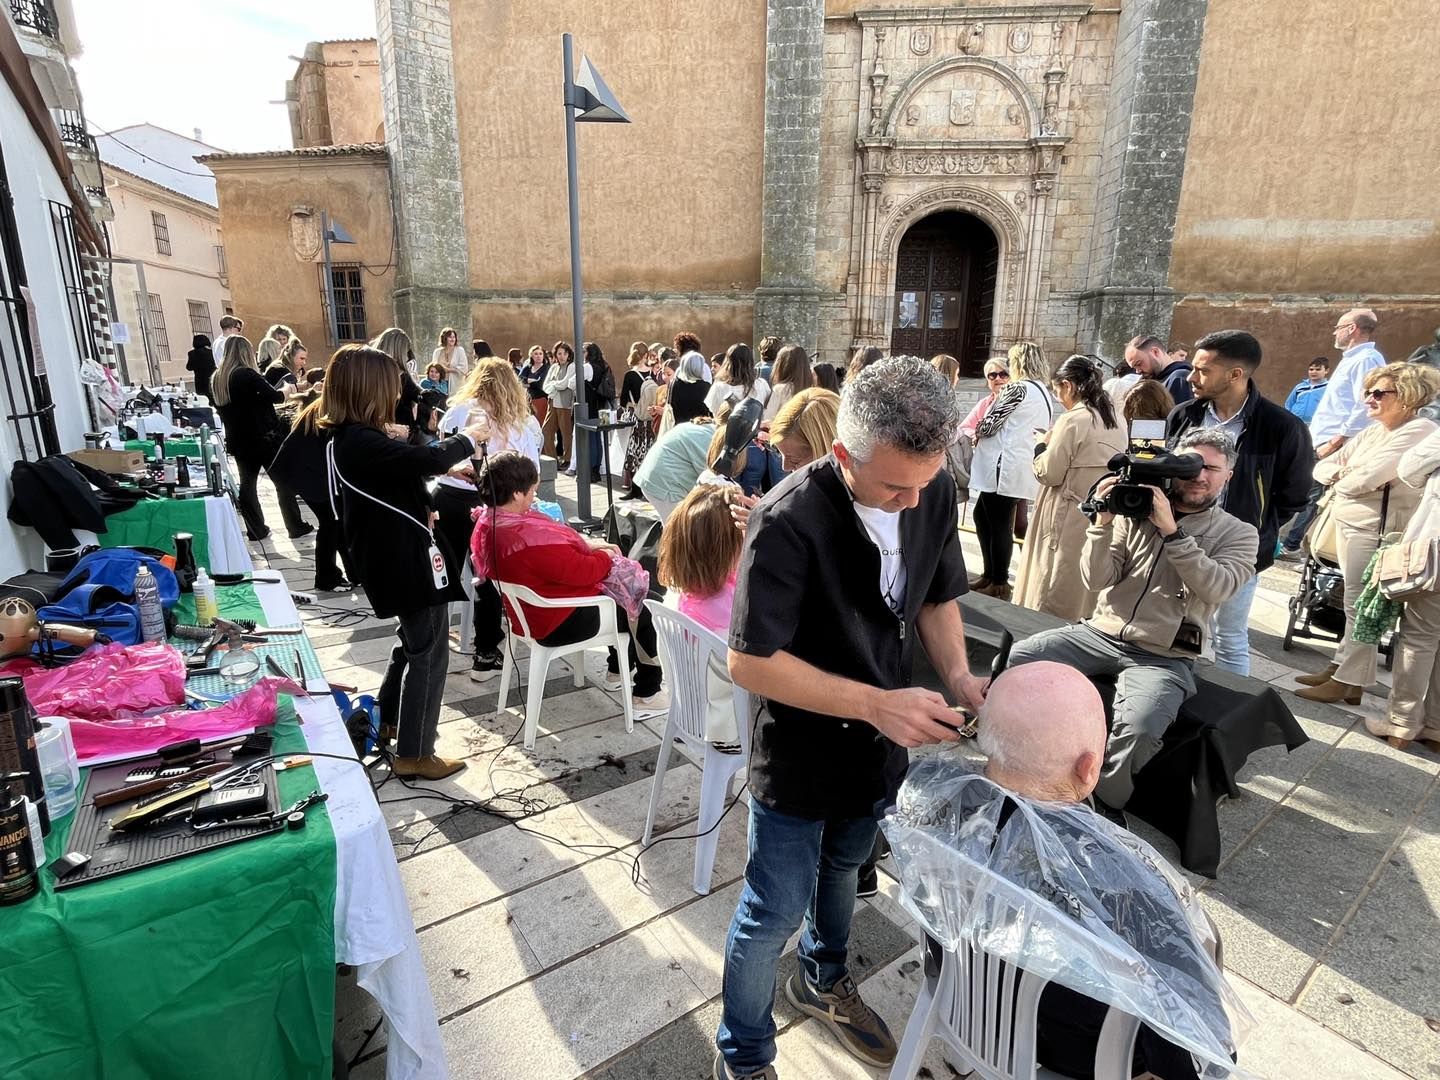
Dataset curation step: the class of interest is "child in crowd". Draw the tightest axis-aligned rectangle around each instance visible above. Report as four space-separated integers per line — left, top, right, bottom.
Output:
658 484 745 749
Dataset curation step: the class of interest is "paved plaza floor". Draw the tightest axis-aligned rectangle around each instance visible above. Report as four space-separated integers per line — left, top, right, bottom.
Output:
249 471 1436 1080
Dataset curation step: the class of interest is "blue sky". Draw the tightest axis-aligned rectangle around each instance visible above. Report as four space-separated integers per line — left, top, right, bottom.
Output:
70 0 377 152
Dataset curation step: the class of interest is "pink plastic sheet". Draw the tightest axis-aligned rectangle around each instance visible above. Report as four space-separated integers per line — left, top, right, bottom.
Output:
1 642 186 720
65 678 301 763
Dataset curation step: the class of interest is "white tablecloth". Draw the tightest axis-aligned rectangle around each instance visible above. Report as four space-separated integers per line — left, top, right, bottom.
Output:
253 579 447 1079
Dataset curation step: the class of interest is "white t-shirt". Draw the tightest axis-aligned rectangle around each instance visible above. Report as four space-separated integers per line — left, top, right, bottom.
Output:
852 501 906 616
435 402 542 492
705 377 771 416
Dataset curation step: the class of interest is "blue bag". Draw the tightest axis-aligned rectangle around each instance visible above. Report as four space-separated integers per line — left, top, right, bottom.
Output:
57 548 179 609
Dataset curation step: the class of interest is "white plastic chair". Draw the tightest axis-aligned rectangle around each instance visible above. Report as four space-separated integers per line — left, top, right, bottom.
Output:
450 557 476 654
889 843 1142 1080
495 581 635 750
642 600 751 895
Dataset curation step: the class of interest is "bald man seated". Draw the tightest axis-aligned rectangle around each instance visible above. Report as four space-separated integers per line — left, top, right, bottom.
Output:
891 663 1237 1080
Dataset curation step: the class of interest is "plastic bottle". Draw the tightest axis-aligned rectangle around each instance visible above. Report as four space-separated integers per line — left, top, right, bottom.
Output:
193 568 218 627
135 565 167 643
173 532 198 593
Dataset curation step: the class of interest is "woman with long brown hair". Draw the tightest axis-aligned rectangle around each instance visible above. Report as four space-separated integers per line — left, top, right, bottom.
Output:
212 335 310 540
323 344 490 779
434 358 541 681
762 343 815 422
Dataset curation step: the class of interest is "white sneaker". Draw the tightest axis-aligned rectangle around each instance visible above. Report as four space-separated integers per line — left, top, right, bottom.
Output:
632 690 670 716
601 671 624 692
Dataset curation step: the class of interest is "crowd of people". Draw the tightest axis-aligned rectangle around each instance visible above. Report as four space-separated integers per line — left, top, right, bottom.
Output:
182 305 1440 1079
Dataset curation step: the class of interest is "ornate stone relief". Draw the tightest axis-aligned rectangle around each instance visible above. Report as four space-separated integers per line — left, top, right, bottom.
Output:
1005 103 1025 127
904 103 921 126
880 185 1025 251
959 24 985 56
288 206 321 262
910 27 932 56
949 89 976 126
1008 27 1032 53
885 150 1027 177
1012 190 1027 211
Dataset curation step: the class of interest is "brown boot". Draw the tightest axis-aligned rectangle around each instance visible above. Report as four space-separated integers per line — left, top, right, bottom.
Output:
969 576 993 591
392 754 467 780
1295 678 1362 705
1296 663 1338 687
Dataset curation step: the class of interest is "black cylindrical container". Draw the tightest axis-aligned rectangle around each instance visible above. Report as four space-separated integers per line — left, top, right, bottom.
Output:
173 532 198 593
45 547 82 574
177 455 192 488
0 678 48 835
0 794 38 905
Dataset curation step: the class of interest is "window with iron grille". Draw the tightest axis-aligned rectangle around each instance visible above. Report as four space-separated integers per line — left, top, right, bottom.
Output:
187 300 213 338
321 263 366 343
48 200 98 371
145 292 171 364
151 210 171 255
214 244 227 277
0 146 59 459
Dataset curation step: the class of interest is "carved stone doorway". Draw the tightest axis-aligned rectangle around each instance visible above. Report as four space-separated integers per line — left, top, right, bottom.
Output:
889 211 998 376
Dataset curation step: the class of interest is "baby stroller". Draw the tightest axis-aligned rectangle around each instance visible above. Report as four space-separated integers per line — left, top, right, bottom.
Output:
1282 550 1396 668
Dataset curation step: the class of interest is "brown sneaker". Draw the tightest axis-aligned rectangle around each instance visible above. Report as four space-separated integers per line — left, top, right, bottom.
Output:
784 972 896 1068
392 754 467 780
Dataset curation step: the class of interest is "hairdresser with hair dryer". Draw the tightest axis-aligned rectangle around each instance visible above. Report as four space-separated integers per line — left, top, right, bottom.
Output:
321 344 491 781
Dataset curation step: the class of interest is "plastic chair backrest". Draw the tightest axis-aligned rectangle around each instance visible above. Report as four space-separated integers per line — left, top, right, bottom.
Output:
897 830 1140 1080
497 581 546 642
644 600 748 752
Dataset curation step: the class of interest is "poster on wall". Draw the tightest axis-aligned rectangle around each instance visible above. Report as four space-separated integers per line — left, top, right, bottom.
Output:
110 323 131 345
19 287 45 375
896 291 921 329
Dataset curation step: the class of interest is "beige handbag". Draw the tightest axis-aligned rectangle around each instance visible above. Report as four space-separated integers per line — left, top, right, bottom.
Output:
1303 488 1340 564
1377 536 1440 599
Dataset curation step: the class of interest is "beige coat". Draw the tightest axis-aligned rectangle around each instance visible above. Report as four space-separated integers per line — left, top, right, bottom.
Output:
1014 403 1129 620
1313 417 1438 532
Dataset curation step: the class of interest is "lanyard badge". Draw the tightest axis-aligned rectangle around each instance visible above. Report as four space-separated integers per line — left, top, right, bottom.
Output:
428 542 449 590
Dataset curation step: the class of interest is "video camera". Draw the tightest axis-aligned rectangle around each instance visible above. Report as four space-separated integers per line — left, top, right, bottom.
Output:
1080 420 1202 520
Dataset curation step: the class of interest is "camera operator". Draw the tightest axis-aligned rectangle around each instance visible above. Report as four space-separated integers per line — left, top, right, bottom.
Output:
1007 429 1258 819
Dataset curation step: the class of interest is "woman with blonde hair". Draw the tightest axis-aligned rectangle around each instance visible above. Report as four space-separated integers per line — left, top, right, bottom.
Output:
433 327 469 379
762 343 815 422
958 358 1010 442
969 340 1057 599
769 387 840 473
931 353 961 386
324 344 491 779
615 341 653 493
212 335 310 540
1298 362 1440 705
370 326 425 433
1014 355 1128 620
435 358 542 680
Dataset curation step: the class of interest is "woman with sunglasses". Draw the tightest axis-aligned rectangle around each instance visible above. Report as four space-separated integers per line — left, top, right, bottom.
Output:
959 357 1010 442
1297 362 1440 705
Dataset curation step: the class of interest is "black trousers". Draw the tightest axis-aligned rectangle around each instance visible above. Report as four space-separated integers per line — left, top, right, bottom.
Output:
973 491 1019 585
432 484 505 654
235 457 308 539
542 604 662 696
376 604 450 759
313 506 357 590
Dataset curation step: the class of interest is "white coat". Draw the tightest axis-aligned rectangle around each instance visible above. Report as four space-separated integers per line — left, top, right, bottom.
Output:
970 379 1057 500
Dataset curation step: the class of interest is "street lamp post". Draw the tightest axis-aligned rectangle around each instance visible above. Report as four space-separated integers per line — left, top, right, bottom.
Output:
561 32 629 527
320 211 356 346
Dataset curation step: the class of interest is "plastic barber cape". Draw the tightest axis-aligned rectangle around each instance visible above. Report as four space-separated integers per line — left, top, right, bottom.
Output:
882 758 1253 1079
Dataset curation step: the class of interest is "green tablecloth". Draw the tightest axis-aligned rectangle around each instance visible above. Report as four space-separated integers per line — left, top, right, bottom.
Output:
124 438 203 459
0 589 338 1079
100 497 212 569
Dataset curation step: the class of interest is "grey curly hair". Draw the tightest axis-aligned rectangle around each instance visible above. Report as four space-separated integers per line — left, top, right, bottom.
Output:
836 355 962 461
1175 426 1238 467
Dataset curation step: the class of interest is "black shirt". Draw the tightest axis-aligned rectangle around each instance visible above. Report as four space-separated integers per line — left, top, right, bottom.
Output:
216 367 285 465
730 457 968 819
668 379 711 423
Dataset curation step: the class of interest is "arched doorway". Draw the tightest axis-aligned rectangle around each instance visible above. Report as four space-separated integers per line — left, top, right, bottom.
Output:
890 211 999 376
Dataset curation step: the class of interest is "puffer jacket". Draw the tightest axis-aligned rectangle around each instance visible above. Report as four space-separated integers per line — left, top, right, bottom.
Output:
1166 383 1312 573
1082 505 1259 660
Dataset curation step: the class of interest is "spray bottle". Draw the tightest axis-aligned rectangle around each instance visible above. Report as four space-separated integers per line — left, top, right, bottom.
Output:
135 565 167 643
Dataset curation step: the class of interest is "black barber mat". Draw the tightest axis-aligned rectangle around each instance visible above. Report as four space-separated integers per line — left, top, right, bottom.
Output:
918 593 1308 878
55 754 282 889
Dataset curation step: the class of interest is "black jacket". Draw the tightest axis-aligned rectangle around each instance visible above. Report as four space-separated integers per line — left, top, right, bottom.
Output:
329 424 474 618
1165 383 1313 573
730 458 969 819
186 336 215 397
217 367 287 467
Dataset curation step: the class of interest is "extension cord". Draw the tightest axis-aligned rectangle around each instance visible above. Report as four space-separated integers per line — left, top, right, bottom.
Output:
290 590 316 606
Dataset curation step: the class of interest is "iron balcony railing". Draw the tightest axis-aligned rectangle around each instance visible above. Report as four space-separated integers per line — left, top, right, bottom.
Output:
10 0 60 41
53 108 93 154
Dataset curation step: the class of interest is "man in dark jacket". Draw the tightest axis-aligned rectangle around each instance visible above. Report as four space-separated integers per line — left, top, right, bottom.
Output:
1165 329 1312 675
1127 334 1194 404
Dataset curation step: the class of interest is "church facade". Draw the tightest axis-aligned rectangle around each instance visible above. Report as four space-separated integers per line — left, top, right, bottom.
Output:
375 0 1439 396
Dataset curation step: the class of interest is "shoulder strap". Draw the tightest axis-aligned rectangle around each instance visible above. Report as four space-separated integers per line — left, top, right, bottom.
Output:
1026 379 1054 422
1379 483 1391 534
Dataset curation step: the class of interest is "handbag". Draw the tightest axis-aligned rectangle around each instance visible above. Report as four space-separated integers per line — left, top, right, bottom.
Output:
1303 488 1339 564
1376 536 1440 599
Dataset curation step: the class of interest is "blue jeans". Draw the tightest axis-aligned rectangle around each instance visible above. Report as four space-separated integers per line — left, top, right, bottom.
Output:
1281 481 1325 551
716 800 878 1073
1211 574 1259 676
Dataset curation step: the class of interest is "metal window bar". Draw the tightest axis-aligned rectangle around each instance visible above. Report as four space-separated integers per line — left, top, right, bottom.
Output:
0 147 58 459
9 0 59 40
214 244 227 276
187 299 213 338
145 292 170 365
151 211 171 255
319 263 366 344
47 201 97 370
51 109 93 154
